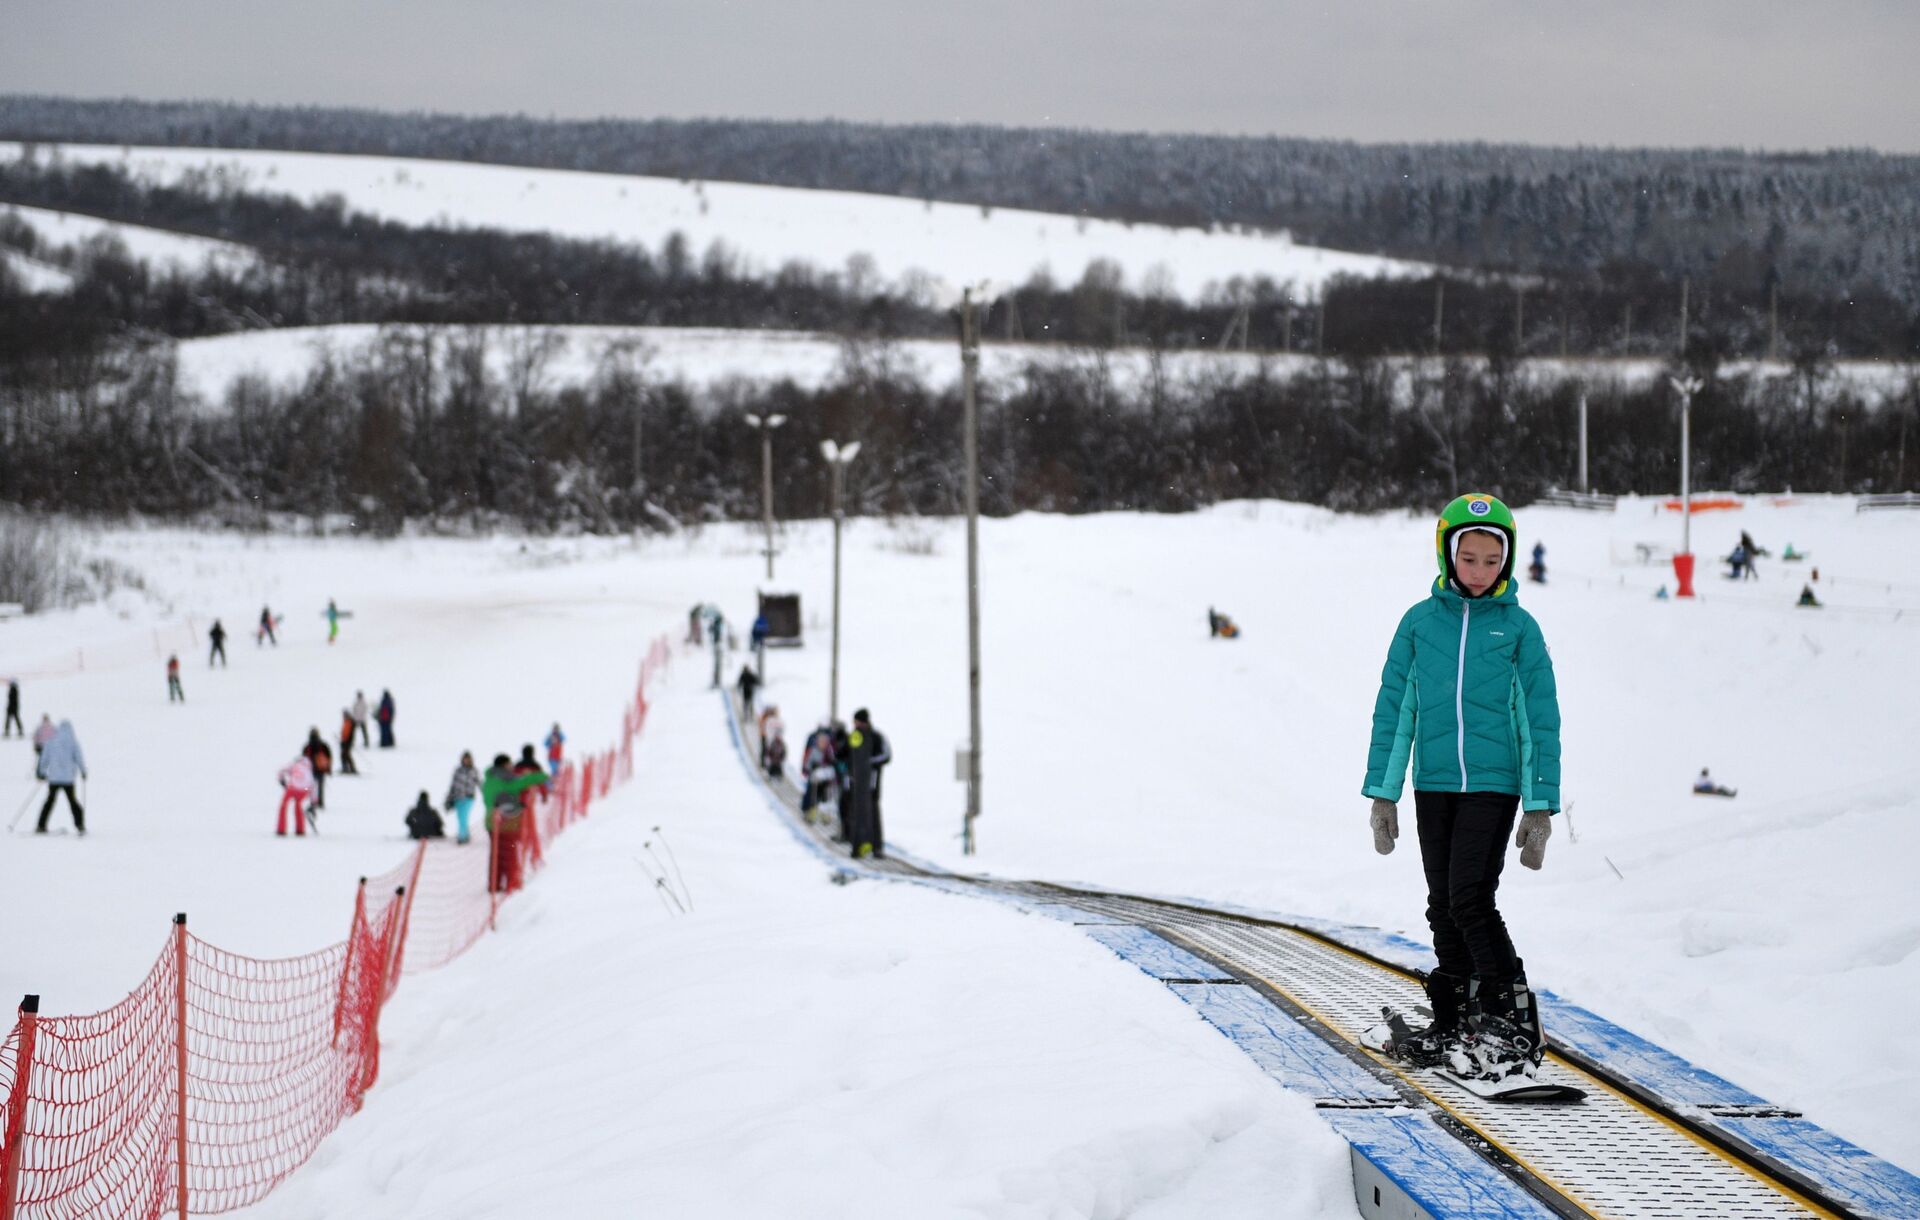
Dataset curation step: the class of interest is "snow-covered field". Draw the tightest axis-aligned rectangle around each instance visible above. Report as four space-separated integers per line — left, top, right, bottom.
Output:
3 497 1917 1215
162 322 1918 415
1 142 1426 300
2 201 259 280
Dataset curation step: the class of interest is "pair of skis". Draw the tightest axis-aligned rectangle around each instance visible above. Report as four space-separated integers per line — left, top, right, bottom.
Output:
1360 1008 1586 1104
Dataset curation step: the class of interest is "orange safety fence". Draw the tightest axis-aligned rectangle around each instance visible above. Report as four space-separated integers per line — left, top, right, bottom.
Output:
0 635 672 1219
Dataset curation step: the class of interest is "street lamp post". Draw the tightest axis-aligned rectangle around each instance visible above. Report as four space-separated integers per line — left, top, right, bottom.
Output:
820 439 861 724
1669 375 1703 597
744 413 787 579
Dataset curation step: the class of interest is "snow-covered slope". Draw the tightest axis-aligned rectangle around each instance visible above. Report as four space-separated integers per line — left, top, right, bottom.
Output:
2 201 259 277
0 142 1427 300
3 497 1916 1214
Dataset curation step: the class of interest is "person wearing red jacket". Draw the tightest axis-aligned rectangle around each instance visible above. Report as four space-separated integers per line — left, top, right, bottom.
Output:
276 755 315 836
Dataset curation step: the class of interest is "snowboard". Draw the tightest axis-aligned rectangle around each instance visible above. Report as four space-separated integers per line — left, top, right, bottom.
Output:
1361 1006 1586 1104
1692 789 1738 798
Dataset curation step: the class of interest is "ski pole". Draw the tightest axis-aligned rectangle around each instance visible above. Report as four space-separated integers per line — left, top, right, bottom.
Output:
7 781 43 833
649 827 693 910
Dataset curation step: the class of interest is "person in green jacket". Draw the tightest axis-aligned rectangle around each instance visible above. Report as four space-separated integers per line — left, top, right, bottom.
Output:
1361 493 1561 1082
482 753 550 893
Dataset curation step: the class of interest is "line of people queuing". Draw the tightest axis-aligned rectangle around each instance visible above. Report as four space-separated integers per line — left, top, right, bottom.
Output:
791 708 890 860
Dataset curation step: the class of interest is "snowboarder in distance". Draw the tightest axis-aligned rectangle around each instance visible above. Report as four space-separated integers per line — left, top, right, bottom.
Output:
275 753 315 836
1797 584 1821 608
1360 494 1562 1093
34 720 87 835
1693 768 1737 798
1207 607 1241 639
208 619 227 668
303 728 333 811
352 691 371 747
545 723 565 776
375 690 396 748
405 791 445 840
1527 541 1547 584
844 708 890 860
324 599 343 645
338 709 359 775
445 751 481 845
167 655 184 703
257 605 279 647
4 678 22 737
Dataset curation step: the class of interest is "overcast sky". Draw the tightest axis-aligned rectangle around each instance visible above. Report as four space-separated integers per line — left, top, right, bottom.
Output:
5 0 1916 152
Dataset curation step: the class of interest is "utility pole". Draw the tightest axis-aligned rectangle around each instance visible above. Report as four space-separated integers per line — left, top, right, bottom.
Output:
744 413 786 579
1679 279 1690 360
956 285 988 856
1578 393 1589 493
820 440 861 724
1432 279 1445 354
1670 375 1704 597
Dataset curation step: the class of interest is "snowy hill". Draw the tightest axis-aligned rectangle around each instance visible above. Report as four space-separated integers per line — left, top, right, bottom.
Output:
2 499 1917 1215
1 142 1429 300
2 200 258 279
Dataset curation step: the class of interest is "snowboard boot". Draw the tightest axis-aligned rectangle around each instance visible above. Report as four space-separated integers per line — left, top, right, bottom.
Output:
1395 970 1469 1066
1448 967 1545 1083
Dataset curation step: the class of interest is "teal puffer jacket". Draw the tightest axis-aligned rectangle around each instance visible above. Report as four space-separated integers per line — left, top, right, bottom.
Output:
1362 576 1561 811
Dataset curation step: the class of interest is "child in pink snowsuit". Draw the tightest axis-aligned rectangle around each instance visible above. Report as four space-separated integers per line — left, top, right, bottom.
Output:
277 755 315 836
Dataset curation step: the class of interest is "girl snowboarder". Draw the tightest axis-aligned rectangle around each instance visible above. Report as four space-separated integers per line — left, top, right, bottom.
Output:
276 754 316 836
1360 493 1562 1091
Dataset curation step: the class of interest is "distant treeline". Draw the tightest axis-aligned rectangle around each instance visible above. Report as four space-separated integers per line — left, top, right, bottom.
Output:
4 93 1918 322
1 315 1911 531
3 157 1913 361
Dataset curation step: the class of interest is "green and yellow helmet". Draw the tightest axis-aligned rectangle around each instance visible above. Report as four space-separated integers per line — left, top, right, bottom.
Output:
1435 493 1517 595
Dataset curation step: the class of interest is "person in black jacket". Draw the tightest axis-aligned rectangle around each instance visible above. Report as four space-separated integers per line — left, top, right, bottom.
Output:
405 791 445 839
4 678 22 737
208 619 228 667
844 708 891 859
737 665 760 716
376 690 396 748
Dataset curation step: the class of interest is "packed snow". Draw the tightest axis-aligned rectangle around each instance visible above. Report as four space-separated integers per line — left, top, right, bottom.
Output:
0 142 1428 301
3 496 1917 1216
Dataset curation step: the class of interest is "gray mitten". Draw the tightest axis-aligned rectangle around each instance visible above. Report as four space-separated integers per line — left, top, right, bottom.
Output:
1369 799 1398 855
1515 810 1552 870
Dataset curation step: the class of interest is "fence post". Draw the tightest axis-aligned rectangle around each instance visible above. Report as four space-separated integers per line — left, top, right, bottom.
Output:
382 886 410 1003
387 846 426 990
333 882 366 1047
173 913 189 1220
0 995 39 1220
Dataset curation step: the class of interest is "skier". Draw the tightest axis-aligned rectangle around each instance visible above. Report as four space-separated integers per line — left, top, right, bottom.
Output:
275 753 315 836
33 720 86 835
32 713 55 759
737 664 760 716
257 605 278 647
352 691 371 748
445 751 482 845
844 708 891 859
303 728 333 811
325 599 343 645
1528 541 1547 584
1726 542 1749 581
1693 768 1737 797
208 619 227 668
404 791 445 840
1359 494 1562 1093
337 710 358 775
4 678 21 737
708 610 726 688
166 654 184 703
545 723 565 776
375 690 396 748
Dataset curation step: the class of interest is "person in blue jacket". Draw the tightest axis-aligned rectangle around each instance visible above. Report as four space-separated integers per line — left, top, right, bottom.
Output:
1361 493 1561 1081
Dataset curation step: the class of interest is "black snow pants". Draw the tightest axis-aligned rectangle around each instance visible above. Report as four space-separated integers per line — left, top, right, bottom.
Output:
37 784 84 833
1414 790 1520 984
